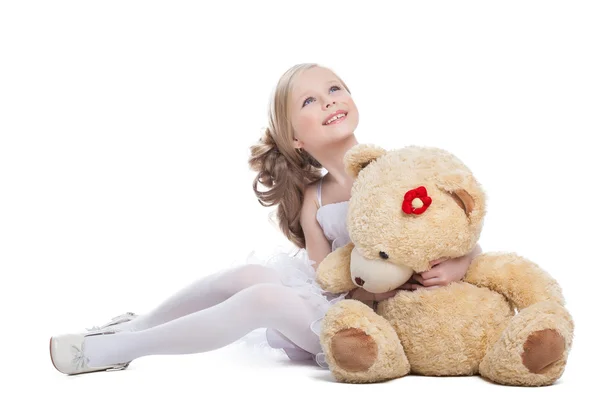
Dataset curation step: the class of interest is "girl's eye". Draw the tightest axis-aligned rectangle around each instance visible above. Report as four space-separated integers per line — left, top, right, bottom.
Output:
302 85 342 108
302 97 315 107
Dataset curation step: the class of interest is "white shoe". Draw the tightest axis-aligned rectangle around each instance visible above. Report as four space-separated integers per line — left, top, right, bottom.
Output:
85 312 138 334
49 331 132 375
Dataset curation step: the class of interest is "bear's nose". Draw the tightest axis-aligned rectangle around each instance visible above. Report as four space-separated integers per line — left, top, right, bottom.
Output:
355 277 365 286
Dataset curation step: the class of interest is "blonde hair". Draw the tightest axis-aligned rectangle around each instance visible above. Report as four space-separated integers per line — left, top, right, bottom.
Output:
248 63 351 248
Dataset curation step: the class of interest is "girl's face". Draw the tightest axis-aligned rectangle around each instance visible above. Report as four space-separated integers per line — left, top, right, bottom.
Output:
289 67 359 153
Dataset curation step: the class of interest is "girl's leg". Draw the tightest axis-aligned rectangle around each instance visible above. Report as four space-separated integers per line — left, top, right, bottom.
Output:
84 283 322 367
117 264 282 331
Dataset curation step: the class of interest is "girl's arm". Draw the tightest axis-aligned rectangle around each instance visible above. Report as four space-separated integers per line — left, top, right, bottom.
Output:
300 183 333 271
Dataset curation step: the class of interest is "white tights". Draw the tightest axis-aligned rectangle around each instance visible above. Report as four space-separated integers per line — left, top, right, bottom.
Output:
84 264 323 367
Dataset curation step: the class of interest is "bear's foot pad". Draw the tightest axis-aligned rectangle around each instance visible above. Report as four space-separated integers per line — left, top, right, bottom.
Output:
521 329 565 374
331 328 378 372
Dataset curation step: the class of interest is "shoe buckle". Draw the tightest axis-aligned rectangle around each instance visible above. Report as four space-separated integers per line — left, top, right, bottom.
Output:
86 312 137 333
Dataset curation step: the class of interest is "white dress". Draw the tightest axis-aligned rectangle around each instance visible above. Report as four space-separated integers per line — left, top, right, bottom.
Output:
239 178 351 368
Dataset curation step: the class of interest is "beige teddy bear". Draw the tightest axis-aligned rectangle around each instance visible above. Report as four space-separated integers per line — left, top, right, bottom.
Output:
315 144 574 386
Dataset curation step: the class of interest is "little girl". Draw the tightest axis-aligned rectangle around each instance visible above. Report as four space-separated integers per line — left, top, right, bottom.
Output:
49 63 481 375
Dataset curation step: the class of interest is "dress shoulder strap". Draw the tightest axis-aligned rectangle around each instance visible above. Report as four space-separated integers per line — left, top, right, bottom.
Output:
316 178 323 208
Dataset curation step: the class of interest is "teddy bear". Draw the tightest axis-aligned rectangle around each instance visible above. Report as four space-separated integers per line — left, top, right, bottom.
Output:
315 143 574 386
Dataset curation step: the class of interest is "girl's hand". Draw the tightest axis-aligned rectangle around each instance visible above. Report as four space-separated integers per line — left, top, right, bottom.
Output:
413 244 482 289
398 281 423 291
412 258 469 289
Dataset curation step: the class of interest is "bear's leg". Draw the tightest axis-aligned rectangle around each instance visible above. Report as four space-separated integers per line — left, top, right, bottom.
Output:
479 300 574 386
320 299 410 383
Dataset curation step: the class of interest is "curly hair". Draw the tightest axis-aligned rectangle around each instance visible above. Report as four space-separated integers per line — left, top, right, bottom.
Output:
248 63 351 248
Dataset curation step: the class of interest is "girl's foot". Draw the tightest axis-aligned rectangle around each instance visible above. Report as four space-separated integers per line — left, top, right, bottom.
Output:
49 331 132 375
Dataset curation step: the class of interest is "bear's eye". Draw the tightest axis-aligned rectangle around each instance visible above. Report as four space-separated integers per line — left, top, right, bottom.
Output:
379 251 389 260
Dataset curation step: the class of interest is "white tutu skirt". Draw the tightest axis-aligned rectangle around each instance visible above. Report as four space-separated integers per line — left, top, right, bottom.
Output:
233 246 348 368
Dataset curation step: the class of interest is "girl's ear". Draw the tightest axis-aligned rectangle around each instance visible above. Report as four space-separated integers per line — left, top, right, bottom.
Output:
343 144 387 179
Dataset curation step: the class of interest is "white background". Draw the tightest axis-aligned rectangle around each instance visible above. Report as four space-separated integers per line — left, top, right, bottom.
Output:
1 1 598 399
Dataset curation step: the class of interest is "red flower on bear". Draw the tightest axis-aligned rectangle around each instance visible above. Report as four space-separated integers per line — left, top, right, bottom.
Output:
402 186 432 215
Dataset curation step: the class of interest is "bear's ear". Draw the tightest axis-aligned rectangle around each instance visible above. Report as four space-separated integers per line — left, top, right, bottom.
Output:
450 189 475 215
343 144 387 179
435 172 484 219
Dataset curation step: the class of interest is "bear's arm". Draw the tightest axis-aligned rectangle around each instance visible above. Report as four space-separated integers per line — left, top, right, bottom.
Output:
463 252 565 310
315 242 356 293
